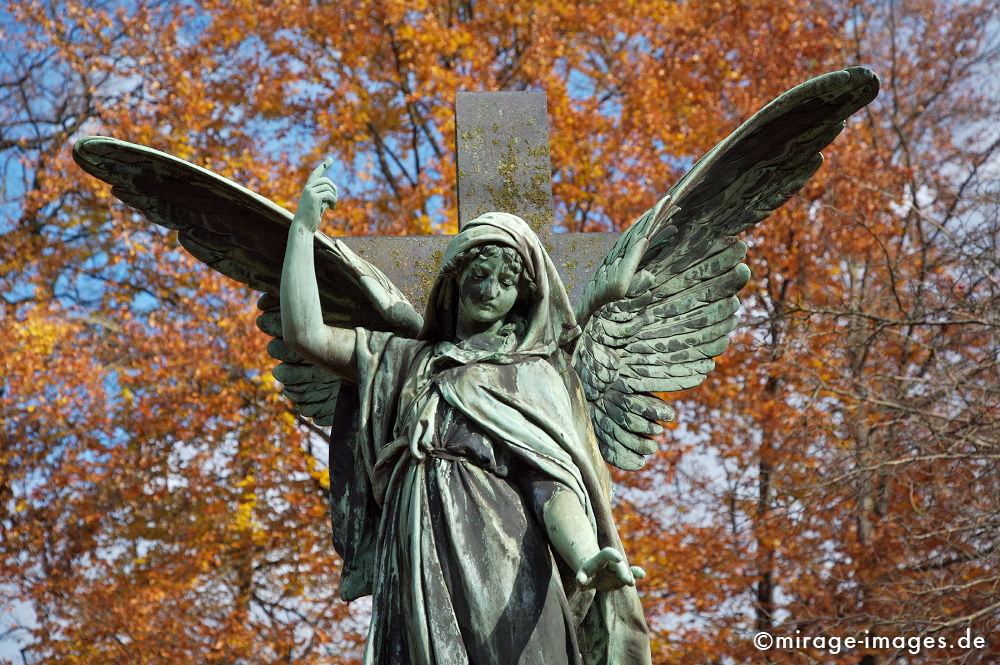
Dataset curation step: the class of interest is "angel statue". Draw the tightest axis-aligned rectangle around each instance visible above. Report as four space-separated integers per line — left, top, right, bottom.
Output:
74 67 878 664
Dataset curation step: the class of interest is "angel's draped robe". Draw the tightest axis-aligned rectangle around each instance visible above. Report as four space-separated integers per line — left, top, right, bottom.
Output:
333 326 650 665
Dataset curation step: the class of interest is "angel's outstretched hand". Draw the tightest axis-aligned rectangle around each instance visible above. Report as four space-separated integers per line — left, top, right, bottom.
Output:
294 158 338 232
575 547 646 592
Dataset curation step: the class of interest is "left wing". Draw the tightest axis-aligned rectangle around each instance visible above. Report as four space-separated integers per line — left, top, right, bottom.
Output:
572 67 880 470
73 136 422 425
75 137 415 595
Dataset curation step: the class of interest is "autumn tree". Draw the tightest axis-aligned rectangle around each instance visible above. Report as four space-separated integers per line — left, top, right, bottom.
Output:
626 2 1000 664
2 0 998 664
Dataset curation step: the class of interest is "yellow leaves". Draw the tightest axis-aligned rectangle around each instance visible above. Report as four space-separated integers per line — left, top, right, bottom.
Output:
304 452 330 490
233 498 257 532
231 473 270 545
15 315 62 356
314 467 331 490
283 579 304 597
395 23 417 42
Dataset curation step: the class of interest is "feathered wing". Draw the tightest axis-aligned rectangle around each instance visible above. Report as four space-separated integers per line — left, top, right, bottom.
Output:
572 66 880 470
73 136 423 426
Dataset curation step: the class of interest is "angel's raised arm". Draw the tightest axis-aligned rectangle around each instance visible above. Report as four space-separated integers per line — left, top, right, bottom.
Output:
281 161 358 383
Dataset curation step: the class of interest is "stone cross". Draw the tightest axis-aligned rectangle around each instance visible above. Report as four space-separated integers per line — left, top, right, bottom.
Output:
338 91 620 310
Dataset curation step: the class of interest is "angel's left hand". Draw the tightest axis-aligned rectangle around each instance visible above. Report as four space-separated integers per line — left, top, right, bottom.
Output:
575 547 646 592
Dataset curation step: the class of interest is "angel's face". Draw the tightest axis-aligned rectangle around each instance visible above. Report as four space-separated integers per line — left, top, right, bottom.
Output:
457 251 520 331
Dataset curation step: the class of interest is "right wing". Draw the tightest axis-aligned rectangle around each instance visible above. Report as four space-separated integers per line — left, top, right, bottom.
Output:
73 136 423 425
571 67 880 470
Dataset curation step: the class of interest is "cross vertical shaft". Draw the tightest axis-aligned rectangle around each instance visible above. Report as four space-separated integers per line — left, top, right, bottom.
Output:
454 90 554 245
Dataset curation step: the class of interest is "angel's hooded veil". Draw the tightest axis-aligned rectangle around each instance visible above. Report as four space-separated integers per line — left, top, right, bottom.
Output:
418 211 580 353
329 212 651 665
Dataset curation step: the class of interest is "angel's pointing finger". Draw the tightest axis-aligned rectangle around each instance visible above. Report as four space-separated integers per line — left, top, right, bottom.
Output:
309 158 333 182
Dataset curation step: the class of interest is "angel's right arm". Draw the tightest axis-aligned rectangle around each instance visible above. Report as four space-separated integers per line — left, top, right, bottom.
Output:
280 161 359 383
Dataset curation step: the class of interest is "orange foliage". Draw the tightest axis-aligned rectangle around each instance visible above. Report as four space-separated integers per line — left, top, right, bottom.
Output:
2 0 998 663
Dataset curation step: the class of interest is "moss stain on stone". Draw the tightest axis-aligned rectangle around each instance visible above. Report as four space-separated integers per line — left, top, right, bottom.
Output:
485 138 522 215
459 127 485 153
526 172 550 209
411 248 444 305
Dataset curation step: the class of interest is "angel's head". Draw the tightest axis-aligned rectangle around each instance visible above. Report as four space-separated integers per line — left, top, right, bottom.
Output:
449 243 538 337
420 211 575 351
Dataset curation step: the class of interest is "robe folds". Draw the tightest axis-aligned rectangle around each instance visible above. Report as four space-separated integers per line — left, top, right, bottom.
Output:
326 213 652 665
